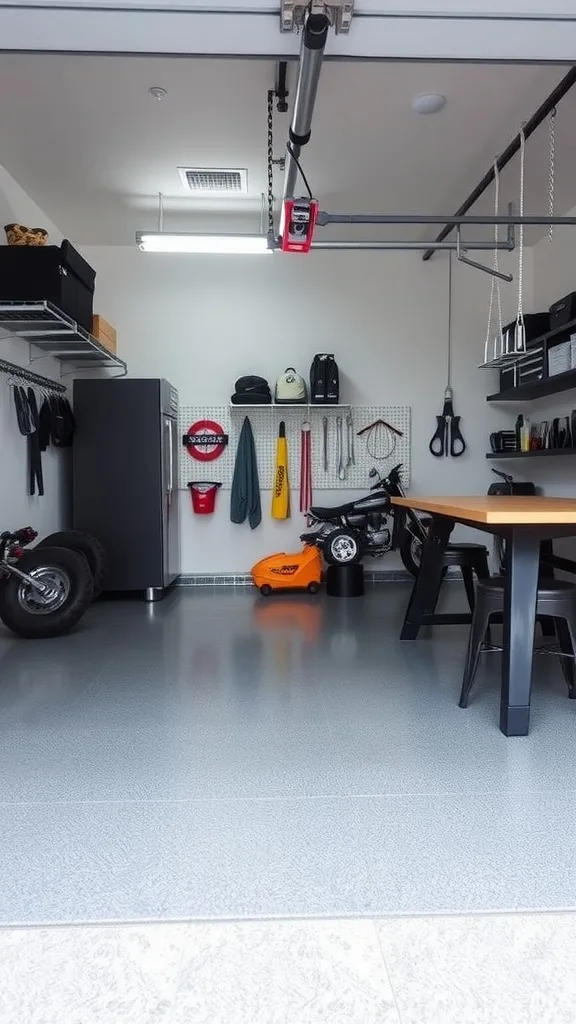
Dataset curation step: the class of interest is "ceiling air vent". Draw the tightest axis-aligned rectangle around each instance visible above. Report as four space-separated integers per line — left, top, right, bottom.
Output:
178 167 248 196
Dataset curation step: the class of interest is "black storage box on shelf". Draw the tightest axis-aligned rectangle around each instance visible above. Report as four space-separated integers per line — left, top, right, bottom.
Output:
0 240 96 332
549 292 576 331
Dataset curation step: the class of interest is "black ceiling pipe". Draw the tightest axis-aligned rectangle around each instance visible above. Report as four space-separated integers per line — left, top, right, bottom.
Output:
422 64 576 261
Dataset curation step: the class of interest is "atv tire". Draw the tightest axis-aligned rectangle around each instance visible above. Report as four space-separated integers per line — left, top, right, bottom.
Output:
0 546 94 638
324 528 362 566
36 530 108 599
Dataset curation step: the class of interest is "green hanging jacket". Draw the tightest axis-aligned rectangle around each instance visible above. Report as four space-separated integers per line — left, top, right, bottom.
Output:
230 416 262 530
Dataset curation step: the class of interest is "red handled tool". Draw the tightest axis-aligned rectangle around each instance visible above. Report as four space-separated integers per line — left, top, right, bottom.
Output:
299 422 312 514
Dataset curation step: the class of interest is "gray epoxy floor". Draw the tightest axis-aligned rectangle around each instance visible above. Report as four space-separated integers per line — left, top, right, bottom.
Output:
1 583 576 925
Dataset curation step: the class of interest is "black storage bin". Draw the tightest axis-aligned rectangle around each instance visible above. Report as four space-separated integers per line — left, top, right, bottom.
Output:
550 292 576 331
0 240 96 332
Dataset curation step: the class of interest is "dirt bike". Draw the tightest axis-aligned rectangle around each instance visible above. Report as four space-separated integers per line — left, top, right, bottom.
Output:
300 463 431 576
0 527 94 638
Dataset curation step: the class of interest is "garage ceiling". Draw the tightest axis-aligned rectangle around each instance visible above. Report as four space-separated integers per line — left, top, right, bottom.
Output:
0 54 573 246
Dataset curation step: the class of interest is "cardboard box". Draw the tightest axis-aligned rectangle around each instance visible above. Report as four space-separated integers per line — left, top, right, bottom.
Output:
91 314 117 355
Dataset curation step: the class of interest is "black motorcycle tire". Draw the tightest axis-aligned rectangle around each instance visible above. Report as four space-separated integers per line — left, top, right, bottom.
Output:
324 528 363 566
0 546 94 639
399 517 433 577
36 530 108 599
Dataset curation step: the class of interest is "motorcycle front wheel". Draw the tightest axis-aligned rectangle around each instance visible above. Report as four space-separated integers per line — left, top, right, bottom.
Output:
324 528 363 565
0 546 94 638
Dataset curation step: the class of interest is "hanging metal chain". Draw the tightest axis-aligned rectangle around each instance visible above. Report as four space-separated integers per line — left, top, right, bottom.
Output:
267 89 275 238
516 125 526 343
548 107 556 243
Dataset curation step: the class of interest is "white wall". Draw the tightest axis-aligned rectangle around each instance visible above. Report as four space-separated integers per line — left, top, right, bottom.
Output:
0 164 69 537
84 244 526 573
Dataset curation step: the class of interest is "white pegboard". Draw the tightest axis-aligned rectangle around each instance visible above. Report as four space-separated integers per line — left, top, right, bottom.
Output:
179 405 410 491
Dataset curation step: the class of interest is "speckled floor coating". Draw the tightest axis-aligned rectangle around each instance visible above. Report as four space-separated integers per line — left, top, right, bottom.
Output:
1 584 575 925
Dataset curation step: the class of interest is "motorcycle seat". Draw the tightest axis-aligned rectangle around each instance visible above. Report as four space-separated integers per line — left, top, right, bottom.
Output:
309 501 357 518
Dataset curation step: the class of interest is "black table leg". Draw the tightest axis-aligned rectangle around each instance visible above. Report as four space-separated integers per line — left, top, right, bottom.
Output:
538 539 556 637
400 515 454 641
500 528 540 737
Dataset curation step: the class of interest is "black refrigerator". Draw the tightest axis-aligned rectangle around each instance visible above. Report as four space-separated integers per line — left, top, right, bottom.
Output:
73 378 180 599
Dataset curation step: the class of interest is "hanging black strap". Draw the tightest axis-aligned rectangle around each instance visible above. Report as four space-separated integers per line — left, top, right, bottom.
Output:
39 399 52 452
13 386 34 436
26 388 44 497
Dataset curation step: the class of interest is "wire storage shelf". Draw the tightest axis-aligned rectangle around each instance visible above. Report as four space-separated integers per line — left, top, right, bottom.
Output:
0 357 66 393
229 402 351 410
0 301 126 373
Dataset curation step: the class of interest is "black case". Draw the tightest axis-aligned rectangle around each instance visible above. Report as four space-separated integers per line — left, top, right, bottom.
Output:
0 240 96 332
549 292 576 330
310 354 340 404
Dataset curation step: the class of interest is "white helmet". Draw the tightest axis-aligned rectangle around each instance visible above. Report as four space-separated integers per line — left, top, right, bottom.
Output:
275 367 307 404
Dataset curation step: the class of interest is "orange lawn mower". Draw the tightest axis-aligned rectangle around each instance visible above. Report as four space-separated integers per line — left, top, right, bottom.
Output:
251 545 323 597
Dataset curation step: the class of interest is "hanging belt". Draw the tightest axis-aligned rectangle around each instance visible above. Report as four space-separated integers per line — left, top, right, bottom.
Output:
26 388 44 497
13 386 34 436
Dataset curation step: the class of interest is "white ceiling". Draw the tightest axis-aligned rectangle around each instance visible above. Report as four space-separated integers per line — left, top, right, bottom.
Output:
0 54 573 246
2 2 576 61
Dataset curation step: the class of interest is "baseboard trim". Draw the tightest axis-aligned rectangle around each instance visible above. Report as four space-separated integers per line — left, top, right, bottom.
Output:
175 568 457 588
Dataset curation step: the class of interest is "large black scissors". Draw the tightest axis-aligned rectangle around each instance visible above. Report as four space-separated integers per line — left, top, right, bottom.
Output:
429 387 466 458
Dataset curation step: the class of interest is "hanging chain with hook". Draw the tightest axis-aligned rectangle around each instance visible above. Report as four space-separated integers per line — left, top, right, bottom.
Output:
267 89 275 239
548 106 556 243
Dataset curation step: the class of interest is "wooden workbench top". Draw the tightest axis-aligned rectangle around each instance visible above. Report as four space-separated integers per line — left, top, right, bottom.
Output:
391 495 576 525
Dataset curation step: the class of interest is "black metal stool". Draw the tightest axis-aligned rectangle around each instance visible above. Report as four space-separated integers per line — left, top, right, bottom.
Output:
439 543 491 612
459 578 576 708
405 542 491 632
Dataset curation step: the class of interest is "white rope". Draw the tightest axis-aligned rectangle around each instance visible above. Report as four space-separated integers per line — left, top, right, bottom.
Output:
515 126 526 351
484 159 504 362
447 251 452 387
548 107 556 244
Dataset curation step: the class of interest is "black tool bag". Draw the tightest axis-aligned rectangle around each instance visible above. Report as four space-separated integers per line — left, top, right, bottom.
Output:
487 479 536 497
309 354 339 404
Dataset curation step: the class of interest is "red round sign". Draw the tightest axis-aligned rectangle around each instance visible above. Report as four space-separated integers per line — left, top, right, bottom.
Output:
184 420 228 462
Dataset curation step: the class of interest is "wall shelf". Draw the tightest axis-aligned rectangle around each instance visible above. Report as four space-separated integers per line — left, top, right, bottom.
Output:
229 403 351 410
0 301 126 373
487 368 576 403
486 448 576 459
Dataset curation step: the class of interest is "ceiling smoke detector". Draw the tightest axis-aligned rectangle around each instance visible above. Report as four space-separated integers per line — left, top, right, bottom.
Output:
178 167 248 196
411 93 447 115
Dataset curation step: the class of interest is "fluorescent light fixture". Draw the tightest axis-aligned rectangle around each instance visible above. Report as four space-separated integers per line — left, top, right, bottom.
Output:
136 232 271 254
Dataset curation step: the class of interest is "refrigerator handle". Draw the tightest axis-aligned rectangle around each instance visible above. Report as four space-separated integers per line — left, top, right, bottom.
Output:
168 419 174 494
164 418 173 495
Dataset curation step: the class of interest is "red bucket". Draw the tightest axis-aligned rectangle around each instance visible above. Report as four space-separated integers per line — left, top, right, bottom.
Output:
188 481 221 515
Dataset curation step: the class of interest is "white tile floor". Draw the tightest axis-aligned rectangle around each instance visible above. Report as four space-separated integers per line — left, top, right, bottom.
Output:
1 913 575 1024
